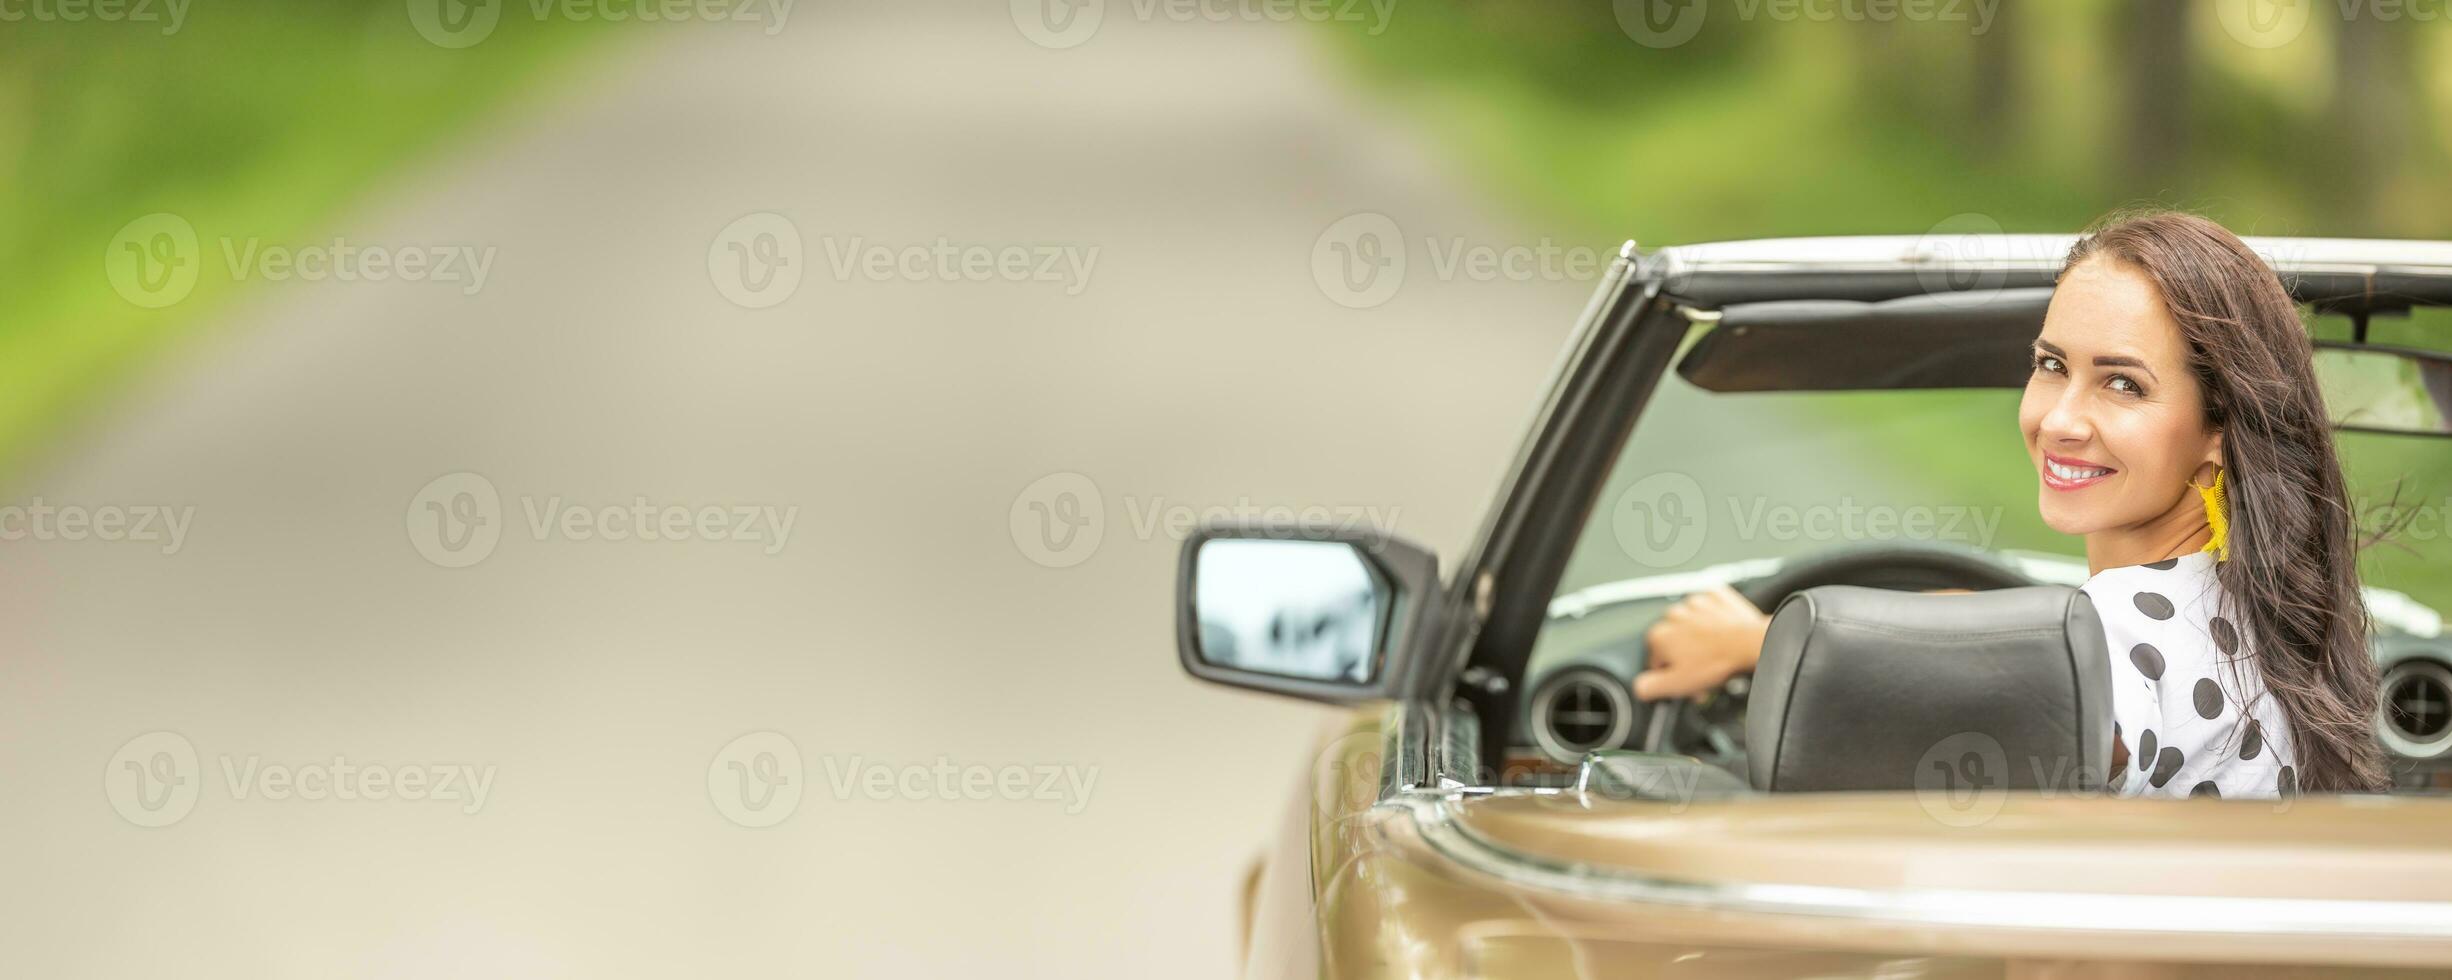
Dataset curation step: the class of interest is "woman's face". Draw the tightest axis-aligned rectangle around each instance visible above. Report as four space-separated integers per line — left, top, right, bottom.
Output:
2019 255 2223 536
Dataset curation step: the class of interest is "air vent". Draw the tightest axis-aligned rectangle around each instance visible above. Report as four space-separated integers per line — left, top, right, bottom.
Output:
2381 660 2452 760
1529 667 1637 763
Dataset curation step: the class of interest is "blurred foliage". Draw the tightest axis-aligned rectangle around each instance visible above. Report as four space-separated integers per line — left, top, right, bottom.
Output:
0 2 614 478
1314 0 2452 243
1312 1 2452 602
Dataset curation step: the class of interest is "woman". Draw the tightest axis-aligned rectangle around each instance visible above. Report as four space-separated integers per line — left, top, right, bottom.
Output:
1634 209 2387 797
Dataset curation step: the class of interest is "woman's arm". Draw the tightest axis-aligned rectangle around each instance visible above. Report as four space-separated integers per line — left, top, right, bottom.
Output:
2126 665 2286 798
1632 585 1976 702
1632 584 1769 701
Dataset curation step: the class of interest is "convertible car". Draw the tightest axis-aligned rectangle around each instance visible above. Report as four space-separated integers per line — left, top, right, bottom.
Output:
1177 234 2452 977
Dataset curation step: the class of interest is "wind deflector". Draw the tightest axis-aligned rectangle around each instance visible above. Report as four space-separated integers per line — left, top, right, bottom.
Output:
1675 287 2054 392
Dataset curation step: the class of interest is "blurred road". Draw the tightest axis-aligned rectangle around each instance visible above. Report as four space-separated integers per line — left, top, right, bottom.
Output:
0 2 1592 976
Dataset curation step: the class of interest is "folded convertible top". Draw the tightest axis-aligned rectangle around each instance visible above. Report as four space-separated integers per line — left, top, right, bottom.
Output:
1675 288 2053 392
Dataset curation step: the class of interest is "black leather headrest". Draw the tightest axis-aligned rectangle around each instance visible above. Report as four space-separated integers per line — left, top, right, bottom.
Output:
1746 585 2112 793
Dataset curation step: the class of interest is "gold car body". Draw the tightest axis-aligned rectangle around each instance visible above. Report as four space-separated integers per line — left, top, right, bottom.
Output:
1240 707 2452 979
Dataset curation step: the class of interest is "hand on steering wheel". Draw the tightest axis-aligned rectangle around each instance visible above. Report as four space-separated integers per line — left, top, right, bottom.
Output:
1632 583 1770 702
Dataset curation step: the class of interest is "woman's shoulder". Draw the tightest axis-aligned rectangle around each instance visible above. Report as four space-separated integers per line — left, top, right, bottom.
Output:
2079 550 2224 615
2085 549 2294 783
2086 551 2228 636
2084 550 2274 702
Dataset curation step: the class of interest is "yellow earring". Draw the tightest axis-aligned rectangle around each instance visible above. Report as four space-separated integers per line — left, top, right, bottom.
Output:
2187 467 2229 562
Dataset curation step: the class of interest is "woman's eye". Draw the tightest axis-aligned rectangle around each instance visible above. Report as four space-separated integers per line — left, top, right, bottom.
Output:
2108 375 2144 396
2033 353 2063 374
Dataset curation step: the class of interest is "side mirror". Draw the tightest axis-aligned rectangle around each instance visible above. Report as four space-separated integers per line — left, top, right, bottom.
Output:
2314 340 2452 438
1175 523 1441 704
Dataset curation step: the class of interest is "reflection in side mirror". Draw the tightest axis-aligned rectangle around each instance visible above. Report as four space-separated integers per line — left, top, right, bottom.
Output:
1193 539 1388 684
1174 524 1441 705
2315 342 2452 438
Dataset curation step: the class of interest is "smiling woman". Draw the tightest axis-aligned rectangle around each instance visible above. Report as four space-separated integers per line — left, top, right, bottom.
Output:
1615 215 2403 798
2026 209 2386 795
2023 228 2229 568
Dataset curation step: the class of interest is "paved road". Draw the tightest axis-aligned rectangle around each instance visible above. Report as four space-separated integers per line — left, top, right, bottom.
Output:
0 3 1594 976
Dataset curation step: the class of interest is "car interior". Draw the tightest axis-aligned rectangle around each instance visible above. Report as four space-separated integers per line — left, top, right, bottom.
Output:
1500 283 2452 798
1573 580 2112 803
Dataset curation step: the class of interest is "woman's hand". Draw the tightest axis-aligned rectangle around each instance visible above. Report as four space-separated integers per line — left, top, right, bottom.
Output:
1632 584 1770 702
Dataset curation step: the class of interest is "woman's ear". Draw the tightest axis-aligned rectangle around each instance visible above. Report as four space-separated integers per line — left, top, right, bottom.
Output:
2199 429 2225 481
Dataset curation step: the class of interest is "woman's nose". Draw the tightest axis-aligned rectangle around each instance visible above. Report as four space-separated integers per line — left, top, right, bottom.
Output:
2038 387 2093 444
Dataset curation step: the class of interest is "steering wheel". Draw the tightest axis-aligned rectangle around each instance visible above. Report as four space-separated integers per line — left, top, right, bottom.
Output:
1637 542 2041 755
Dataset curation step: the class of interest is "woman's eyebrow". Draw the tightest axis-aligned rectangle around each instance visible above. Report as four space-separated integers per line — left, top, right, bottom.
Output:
2091 354 2159 382
2032 339 2159 382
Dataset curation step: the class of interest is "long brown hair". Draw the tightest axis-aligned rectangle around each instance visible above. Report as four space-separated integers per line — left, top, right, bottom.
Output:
2060 208 2386 793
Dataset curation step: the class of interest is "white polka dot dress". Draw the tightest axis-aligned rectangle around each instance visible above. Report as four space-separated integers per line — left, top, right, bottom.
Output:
2080 549 2298 799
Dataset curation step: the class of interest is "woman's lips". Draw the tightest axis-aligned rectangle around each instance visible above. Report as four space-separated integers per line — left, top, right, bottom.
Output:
2041 452 2116 491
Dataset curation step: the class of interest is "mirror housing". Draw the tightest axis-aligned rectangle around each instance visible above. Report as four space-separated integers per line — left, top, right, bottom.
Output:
1174 522 1442 704
2314 340 2452 439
